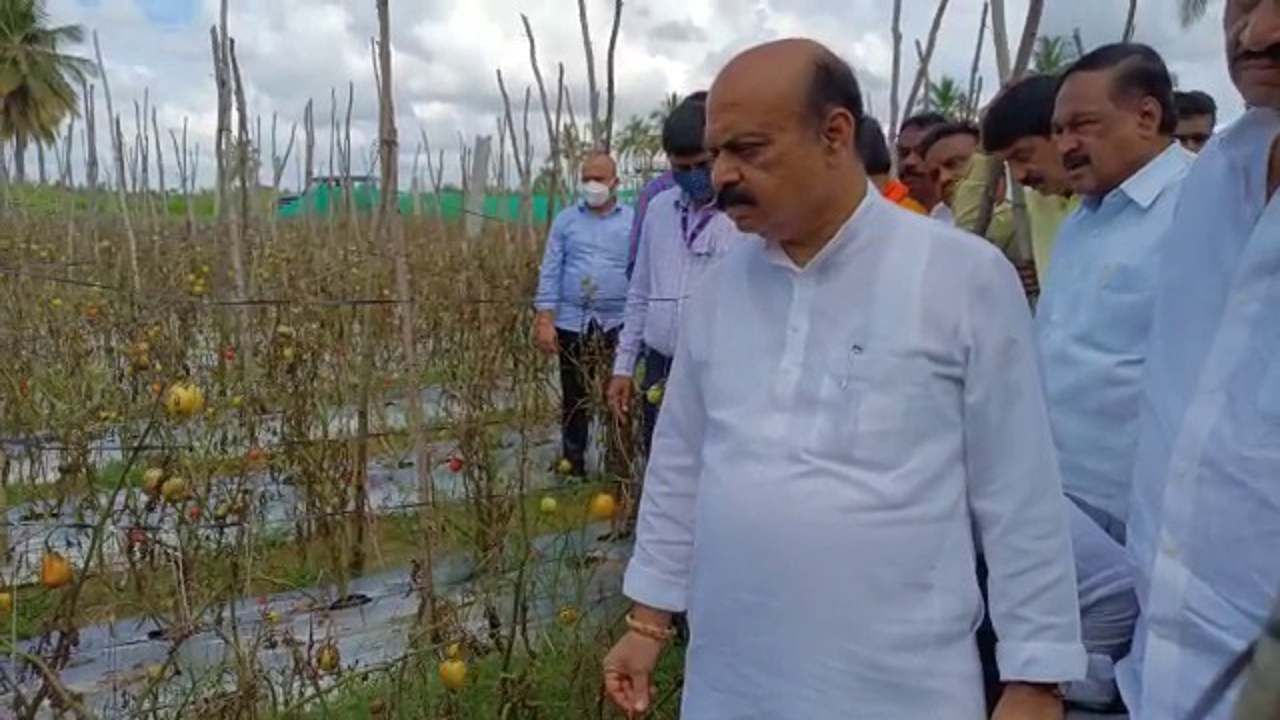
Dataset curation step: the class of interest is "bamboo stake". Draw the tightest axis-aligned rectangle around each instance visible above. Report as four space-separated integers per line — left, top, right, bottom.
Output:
375 0 437 638
1123 0 1139 42
92 32 141 293
966 2 990 121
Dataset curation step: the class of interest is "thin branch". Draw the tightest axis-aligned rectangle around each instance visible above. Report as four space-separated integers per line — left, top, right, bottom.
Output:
902 0 952 121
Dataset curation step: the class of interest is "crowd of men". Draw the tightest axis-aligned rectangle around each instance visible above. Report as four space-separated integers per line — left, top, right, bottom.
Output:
533 1 1280 717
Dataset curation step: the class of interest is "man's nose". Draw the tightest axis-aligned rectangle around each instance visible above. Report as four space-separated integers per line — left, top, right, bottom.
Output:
711 155 740 192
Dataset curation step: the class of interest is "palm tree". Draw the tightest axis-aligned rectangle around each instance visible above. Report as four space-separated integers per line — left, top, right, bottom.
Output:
926 76 967 120
1032 35 1075 75
649 92 680 127
0 0 94 183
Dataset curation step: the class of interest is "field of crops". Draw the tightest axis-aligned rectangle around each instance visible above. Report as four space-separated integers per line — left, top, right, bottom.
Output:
0 198 684 718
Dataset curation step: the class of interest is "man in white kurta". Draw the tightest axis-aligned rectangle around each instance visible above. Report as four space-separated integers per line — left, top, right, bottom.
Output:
1118 3 1280 716
603 39 1085 719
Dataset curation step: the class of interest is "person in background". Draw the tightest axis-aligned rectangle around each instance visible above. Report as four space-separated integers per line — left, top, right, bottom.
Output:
1173 89 1218 153
607 92 736 532
604 38 1084 719
921 122 1019 263
626 168 677 278
1039 43 1194 708
896 111 950 217
976 74 1081 287
1121 1 1280 717
858 115 927 213
533 153 635 479
1046 42 1191 541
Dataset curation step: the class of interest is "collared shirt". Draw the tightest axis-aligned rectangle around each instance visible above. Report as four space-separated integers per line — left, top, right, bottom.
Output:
624 190 1086 717
627 171 677 276
1119 108 1280 719
1036 143 1193 526
614 188 736 376
534 201 634 333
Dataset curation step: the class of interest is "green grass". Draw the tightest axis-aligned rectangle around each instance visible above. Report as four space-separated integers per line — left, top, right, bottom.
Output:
275 622 687 719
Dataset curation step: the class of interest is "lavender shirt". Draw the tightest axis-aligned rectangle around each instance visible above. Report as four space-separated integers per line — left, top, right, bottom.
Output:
614 187 737 376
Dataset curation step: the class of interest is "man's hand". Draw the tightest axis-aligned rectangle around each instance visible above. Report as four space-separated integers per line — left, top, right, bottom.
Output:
603 631 666 717
533 312 559 355
992 682 1064 720
607 375 634 420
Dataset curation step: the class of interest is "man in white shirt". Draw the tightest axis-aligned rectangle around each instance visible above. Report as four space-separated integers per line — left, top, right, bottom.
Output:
602 38 1085 719
1120 2 1280 717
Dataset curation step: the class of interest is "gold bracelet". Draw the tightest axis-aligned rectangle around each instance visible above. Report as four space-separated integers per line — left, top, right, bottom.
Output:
625 612 675 643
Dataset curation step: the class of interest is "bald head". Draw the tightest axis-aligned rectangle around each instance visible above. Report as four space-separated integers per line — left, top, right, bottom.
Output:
581 152 618 182
706 39 867 259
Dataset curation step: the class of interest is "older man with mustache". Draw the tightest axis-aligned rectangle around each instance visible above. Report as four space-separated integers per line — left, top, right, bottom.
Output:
602 38 1085 719
1120 1 1280 717
1040 43 1193 546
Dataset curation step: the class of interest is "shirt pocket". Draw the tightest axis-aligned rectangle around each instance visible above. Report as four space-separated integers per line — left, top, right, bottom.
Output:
1091 263 1153 353
810 347 925 470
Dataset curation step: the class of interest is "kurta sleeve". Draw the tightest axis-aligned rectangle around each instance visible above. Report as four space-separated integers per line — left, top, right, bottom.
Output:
534 212 567 313
613 207 655 377
962 249 1088 683
622 305 707 612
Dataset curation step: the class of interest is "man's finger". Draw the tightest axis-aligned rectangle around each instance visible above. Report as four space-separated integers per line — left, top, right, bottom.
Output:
632 671 652 713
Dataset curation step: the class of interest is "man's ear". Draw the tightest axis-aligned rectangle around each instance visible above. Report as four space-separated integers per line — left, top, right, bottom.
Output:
824 109 857 158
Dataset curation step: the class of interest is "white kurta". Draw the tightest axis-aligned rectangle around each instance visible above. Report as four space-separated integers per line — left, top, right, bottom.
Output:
624 190 1086 718
1120 107 1280 719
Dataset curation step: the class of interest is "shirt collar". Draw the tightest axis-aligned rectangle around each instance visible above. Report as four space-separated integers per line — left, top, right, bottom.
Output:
577 200 623 217
1092 142 1191 211
762 187 878 273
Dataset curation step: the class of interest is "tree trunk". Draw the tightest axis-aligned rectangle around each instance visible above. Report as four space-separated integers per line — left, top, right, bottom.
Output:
889 0 904 160
576 0 602 147
1123 0 1139 42
374 0 437 640
14 131 26 184
902 0 951 121
36 140 46 185
602 0 623 152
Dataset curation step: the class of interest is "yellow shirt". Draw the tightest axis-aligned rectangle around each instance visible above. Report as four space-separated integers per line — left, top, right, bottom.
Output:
951 153 1079 285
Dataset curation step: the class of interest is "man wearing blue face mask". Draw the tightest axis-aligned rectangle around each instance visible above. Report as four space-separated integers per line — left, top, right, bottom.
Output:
608 92 737 476
535 152 635 479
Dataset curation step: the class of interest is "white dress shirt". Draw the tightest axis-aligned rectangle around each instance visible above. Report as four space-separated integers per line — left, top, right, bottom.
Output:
1037 143 1193 527
614 188 737 376
1119 108 1280 719
624 189 1086 718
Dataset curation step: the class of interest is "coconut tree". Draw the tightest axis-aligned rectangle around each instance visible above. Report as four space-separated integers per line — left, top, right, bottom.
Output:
1032 35 1075 75
0 0 94 183
926 76 967 120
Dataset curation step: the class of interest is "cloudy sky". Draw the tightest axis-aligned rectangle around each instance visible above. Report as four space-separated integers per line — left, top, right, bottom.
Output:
40 0 1238 190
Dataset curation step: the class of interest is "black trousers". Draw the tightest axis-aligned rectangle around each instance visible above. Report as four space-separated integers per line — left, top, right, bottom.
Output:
557 324 626 476
639 347 674 458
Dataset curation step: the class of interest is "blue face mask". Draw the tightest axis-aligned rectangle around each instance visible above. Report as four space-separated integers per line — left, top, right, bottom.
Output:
673 165 716 206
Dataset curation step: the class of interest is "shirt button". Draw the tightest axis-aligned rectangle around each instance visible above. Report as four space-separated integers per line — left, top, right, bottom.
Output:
1161 543 1179 559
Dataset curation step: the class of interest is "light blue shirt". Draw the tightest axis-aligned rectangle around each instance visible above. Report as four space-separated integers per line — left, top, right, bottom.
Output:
535 201 635 333
1036 143 1193 525
1119 108 1280 719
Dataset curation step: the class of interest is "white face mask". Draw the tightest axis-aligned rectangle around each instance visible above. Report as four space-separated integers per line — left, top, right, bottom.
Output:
580 180 612 208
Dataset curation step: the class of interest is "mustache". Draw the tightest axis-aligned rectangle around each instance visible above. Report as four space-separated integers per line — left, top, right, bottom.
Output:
716 184 757 210
1063 152 1090 171
1235 43 1280 64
